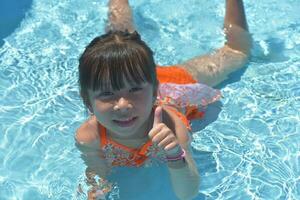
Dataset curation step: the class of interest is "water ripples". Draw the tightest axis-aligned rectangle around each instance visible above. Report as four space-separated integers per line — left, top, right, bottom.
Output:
1 0 300 199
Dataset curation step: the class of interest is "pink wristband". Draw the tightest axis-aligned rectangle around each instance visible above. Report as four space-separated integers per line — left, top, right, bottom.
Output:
166 148 186 162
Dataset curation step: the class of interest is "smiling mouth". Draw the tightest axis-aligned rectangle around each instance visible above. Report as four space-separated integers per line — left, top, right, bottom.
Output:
113 117 138 127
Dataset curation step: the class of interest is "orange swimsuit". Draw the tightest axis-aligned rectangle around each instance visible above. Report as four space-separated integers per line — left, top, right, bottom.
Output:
99 66 220 167
99 106 190 167
156 66 206 120
99 122 153 167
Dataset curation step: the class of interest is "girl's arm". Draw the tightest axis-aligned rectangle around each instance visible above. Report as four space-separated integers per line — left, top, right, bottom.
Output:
149 106 200 200
167 149 200 200
76 141 112 200
179 0 252 87
105 0 135 33
75 140 111 178
75 117 111 177
75 118 112 199
164 107 200 200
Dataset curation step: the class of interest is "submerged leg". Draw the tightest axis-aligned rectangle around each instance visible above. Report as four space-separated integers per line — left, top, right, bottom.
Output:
106 0 135 33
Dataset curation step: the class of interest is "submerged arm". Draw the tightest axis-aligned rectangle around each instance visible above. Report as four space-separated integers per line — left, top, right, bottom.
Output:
75 140 111 178
163 107 200 200
75 117 111 177
106 0 135 33
167 148 200 200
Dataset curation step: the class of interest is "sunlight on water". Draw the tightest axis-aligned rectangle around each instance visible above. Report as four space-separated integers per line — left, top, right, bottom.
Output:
0 0 299 199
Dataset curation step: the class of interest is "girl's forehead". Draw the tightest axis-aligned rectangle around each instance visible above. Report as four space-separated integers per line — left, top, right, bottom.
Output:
95 79 150 92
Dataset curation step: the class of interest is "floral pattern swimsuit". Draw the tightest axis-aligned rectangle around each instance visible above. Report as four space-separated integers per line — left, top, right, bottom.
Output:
99 66 221 167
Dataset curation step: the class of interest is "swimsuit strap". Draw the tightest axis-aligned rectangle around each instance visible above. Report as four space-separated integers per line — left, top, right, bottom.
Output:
99 123 108 147
99 123 152 152
98 123 153 166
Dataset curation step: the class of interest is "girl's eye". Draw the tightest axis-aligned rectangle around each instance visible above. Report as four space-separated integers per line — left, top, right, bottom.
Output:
129 87 143 93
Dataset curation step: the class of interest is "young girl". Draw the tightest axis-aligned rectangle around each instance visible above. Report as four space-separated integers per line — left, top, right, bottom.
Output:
76 0 251 199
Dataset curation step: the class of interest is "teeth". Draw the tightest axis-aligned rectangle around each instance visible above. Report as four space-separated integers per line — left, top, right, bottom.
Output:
118 117 134 122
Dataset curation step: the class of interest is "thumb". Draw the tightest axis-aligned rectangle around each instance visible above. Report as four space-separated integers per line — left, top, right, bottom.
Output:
153 106 162 127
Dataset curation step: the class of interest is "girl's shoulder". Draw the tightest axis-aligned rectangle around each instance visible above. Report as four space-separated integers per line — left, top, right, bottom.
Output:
75 115 100 147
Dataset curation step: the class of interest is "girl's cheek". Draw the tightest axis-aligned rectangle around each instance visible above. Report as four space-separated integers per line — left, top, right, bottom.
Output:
135 94 154 108
93 100 113 112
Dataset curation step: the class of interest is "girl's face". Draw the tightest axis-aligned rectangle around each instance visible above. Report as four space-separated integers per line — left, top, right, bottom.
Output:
88 80 156 139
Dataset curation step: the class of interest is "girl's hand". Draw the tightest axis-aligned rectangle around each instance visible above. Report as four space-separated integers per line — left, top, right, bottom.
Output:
148 106 182 157
88 188 106 200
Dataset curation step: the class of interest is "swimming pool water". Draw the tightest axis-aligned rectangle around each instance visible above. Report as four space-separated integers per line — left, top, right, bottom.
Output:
0 0 299 199
0 0 33 46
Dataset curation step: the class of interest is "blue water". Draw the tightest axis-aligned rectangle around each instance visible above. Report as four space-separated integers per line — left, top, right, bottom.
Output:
0 0 299 199
0 0 33 46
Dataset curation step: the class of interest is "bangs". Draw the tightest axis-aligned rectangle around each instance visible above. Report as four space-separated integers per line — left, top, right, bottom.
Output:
91 44 154 91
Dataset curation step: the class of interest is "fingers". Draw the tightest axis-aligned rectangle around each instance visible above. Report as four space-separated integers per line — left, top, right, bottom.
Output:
152 106 163 127
148 123 162 139
148 106 163 139
164 141 179 151
149 106 181 154
88 188 105 200
153 131 177 150
148 124 178 151
88 189 97 200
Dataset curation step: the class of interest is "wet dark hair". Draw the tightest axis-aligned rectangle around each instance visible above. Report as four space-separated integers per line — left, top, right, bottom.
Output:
78 30 158 109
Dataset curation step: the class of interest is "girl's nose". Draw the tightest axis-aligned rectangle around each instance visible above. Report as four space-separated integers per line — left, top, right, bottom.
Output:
113 97 133 111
